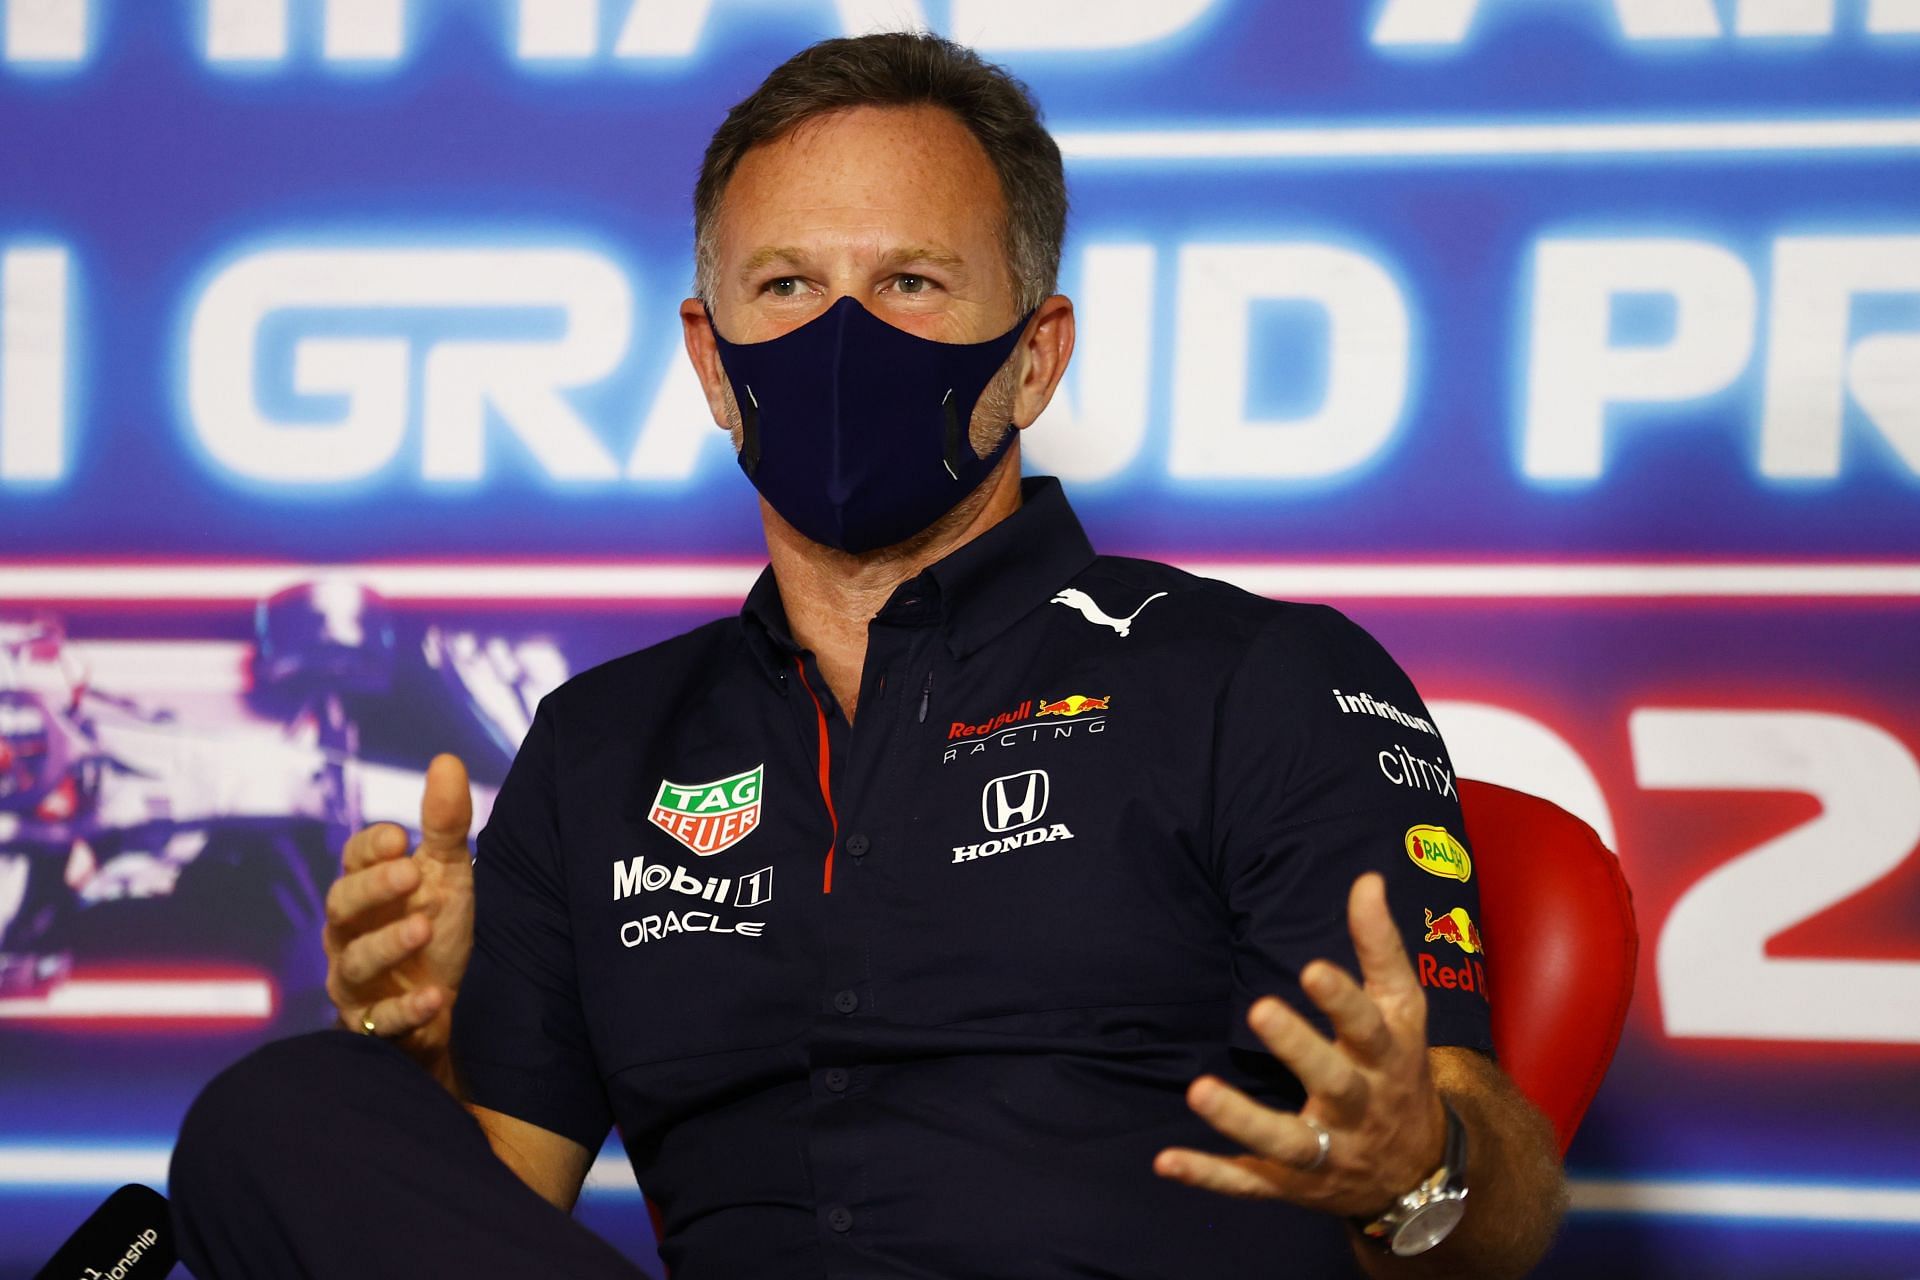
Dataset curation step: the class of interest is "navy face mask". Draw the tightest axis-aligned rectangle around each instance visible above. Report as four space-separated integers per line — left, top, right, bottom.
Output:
708 295 1033 553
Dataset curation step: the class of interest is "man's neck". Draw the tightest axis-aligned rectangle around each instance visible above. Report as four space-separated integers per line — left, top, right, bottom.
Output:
764 451 1024 721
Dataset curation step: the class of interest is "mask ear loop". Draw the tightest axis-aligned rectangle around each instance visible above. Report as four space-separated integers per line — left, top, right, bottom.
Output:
740 383 762 475
941 388 961 480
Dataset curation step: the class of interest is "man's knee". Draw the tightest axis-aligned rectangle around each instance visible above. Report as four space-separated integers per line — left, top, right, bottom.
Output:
172 1031 404 1185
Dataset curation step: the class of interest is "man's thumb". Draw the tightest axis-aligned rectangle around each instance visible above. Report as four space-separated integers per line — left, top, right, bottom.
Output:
418 753 473 861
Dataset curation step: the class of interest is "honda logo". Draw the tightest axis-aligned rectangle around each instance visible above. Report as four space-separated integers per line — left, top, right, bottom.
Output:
982 770 1050 833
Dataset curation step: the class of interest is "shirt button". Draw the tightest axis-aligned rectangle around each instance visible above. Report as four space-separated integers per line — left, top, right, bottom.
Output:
826 1205 854 1233
844 833 870 858
832 988 859 1015
823 1067 850 1093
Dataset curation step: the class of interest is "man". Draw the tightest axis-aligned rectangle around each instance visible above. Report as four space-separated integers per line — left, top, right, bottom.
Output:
170 32 1564 1279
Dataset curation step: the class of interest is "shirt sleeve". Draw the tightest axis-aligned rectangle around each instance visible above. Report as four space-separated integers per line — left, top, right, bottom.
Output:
1210 604 1493 1059
451 699 614 1151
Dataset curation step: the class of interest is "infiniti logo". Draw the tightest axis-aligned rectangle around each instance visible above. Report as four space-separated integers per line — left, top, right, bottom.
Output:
982 769 1049 832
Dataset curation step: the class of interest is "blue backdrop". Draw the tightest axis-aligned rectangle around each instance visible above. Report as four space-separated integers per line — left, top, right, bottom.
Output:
2 2 1917 1275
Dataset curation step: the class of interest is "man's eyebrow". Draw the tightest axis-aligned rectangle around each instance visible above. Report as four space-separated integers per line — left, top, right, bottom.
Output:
878 245 968 273
736 246 809 279
733 244 972 287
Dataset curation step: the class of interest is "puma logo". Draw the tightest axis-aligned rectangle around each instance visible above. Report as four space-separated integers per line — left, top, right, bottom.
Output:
1049 588 1169 638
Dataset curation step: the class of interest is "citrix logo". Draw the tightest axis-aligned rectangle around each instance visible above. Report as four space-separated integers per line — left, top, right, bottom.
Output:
1379 743 1456 798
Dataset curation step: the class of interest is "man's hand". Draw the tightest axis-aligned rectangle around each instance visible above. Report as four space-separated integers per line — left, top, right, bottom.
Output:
322 754 476 1076
1153 872 1446 1218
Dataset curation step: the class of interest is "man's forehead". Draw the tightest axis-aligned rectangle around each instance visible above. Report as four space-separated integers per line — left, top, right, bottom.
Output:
773 101 977 155
719 104 1001 214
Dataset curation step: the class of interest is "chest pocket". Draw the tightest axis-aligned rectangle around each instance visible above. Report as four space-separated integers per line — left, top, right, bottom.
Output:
568 760 827 1073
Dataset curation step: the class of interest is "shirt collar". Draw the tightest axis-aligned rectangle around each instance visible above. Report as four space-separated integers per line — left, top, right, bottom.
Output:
739 475 1096 682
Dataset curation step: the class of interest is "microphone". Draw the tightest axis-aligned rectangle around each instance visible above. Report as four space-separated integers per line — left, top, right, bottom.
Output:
33 1184 177 1280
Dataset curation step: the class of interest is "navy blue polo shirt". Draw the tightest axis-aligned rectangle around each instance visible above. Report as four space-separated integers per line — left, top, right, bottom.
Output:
453 476 1492 1279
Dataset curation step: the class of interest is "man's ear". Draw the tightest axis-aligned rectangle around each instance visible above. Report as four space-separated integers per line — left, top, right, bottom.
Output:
1009 294 1076 430
680 297 736 430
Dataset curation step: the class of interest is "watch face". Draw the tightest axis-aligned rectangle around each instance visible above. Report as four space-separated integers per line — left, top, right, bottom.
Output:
1390 1197 1468 1257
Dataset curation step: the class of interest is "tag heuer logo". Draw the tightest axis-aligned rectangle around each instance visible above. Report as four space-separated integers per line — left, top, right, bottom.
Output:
647 765 764 857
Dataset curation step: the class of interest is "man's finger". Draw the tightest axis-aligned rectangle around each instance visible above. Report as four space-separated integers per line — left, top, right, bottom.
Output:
418 754 473 864
324 859 420 930
353 986 445 1039
1348 872 1420 1001
1153 1148 1290 1200
1185 1074 1333 1169
335 913 431 987
1300 961 1396 1066
1244 998 1366 1118
342 823 408 874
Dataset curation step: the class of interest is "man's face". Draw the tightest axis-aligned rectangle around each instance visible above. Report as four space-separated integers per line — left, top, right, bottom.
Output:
704 103 1022 347
681 99 1074 497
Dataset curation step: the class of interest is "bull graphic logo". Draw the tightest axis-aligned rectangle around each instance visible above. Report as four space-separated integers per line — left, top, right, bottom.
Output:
1049 588 1168 638
1036 694 1110 718
1423 906 1484 956
647 764 764 856
982 769 1050 833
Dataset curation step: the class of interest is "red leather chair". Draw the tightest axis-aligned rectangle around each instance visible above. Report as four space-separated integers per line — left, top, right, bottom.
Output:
1457 778 1637 1155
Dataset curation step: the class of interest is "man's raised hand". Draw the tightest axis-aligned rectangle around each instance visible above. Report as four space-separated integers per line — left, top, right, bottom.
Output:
1153 872 1448 1219
322 753 476 1072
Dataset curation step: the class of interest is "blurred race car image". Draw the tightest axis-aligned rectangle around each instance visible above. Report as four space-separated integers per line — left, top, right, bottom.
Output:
0 583 567 1030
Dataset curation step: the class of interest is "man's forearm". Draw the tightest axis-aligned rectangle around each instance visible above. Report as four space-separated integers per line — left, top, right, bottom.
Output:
1351 1053 1567 1280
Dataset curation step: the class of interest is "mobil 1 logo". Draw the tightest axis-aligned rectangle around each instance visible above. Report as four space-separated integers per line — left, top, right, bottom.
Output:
613 854 773 947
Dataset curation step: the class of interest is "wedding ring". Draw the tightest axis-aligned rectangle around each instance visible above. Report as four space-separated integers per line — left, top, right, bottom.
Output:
1299 1117 1332 1173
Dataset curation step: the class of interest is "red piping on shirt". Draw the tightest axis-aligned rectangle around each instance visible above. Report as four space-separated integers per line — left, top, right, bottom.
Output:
793 658 838 893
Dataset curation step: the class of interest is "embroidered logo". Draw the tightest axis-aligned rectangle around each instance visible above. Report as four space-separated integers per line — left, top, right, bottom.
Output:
1405 824 1472 882
648 765 764 856
954 770 1075 864
1423 906 1484 956
1050 588 1168 637
1036 694 1110 718
982 769 1050 832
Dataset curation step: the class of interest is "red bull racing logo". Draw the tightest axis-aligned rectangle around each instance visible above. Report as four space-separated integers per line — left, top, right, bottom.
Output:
1423 906 1484 955
949 699 1034 741
647 764 763 857
1405 824 1472 883
1417 952 1488 1000
1036 694 1110 718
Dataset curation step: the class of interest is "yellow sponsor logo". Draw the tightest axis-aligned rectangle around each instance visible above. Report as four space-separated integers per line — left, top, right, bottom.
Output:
1405 824 1471 882
1035 694 1111 718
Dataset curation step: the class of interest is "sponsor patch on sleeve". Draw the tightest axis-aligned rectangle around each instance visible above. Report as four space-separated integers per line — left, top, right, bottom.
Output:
1405 823 1471 882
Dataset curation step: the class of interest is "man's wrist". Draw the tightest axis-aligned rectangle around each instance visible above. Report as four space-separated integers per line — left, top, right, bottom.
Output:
1352 1099 1470 1257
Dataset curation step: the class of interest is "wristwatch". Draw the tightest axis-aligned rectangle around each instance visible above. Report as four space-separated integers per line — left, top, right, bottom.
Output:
1353 1099 1469 1257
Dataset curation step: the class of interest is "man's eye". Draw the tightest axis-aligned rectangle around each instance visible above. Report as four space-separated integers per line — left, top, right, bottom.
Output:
765 278 802 297
895 274 931 294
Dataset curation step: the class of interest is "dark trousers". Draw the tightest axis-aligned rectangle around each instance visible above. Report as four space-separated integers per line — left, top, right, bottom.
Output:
168 1031 649 1279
